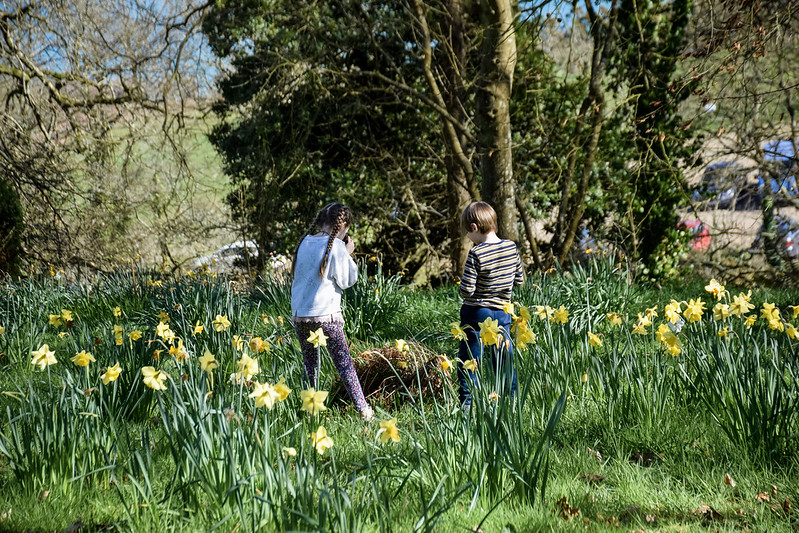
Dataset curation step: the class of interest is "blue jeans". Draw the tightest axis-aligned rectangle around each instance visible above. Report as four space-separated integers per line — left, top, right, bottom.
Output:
457 305 518 405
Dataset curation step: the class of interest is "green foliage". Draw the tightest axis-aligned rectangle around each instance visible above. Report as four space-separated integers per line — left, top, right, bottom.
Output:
0 178 23 277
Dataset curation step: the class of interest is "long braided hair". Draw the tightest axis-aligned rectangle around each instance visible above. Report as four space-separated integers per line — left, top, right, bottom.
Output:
291 202 354 278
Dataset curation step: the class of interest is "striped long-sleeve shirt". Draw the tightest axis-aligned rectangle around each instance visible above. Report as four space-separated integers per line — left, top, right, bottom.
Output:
459 240 524 309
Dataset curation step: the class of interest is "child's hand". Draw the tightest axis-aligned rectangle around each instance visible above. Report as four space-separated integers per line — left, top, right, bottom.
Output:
343 235 355 254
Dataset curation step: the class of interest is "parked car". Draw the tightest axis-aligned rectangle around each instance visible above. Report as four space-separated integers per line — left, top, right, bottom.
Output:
678 220 711 251
758 140 798 206
194 240 259 272
692 161 755 210
751 214 799 260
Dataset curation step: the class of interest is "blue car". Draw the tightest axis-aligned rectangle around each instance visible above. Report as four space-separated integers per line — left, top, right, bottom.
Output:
758 140 798 205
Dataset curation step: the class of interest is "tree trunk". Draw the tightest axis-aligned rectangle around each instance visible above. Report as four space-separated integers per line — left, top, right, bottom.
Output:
476 0 518 241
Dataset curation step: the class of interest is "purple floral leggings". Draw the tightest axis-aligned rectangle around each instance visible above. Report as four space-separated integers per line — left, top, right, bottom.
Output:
293 320 368 411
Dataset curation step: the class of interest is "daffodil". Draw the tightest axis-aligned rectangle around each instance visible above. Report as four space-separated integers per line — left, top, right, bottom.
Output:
61 309 73 323
665 300 682 324
683 298 706 323
744 315 757 328
113 324 124 346
274 377 292 400
250 337 270 353
553 305 569 324
199 349 218 373
791 305 799 320
31 344 57 369
518 305 531 322
395 339 409 353
502 301 515 317
516 322 536 348
193 321 204 335
463 358 478 371
718 327 729 338
300 388 328 414
655 324 670 343
488 391 500 401
307 328 327 348
377 418 400 444
761 302 780 322
212 314 231 332
157 311 170 323
713 303 730 321
533 305 549 320
704 278 725 300
232 335 246 350
637 313 652 327
0 325 5 335
450 322 466 340
730 292 754 317
260 313 270 324
71 350 95 367
479 317 501 346
632 323 648 335
644 306 658 319
249 382 281 409
587 332 602 347
156 322 175 343
169 339 189 362
768 318 785 332
113 306 122 318
48 314 63 327
236 353 259 380
606 312 623 326
309 426 334 455
128 330 143 341
440 356 453 372
101 362 121 384
282 447 297 457
141 366 168 391
786 323 799 340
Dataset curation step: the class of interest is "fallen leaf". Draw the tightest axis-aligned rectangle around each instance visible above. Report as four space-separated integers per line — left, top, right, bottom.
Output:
757 492 771 502
724 472 736 487
39 490 50 501
772 485 778 498
0 508 10 521
554 496 580 521
645 514 657 524
694 504 723 521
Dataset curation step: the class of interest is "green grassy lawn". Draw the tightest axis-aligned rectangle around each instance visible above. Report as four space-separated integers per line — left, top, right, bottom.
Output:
1 256 798 532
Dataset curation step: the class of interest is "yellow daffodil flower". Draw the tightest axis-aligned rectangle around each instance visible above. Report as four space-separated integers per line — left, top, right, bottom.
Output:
300 388 328 414
730 292 754 317
656 323 670 343
250 337 270 353
395 339 409 353
683 298 706 323
260 313 270 324
645 306 658 319
713 303 730 321
488 391 500 402
236 353 259 380
274 377 292 400
193 321 204 335
31 344 57 370
587 332 602 347
71 350 95 367
768 318 784 332
141 366 168 391
606 312 624 326
718 327 729 338
212 314 231 332
113 324 124 346
744 315 757 328
48 314 63 327
101 362 121 384
232 335 245 350
199 349 218 373
113 306 122 318
309 426 334 455
61 309 73 322
0 325 5 335
665 300 682 323
533 305 548 320
479 317 501 346
637 312 653 327
282 447 297 457
440 356 453 372
157 311 170 323
450 322 466 341
502 301 515 317
463 358 478 371
516 322 536 348
307 328 327 348
786 323 799 340
761 302 780 322
704 278 725 300
249 382 281 409
553 305 569 324
518 305 531 322
156 322 175 343
632 323 648 335
169 339 189 362
377 418 400 444
791 305 799 320
128 330 143 341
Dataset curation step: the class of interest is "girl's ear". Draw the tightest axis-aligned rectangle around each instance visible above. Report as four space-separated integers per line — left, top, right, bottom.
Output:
469 223 479 233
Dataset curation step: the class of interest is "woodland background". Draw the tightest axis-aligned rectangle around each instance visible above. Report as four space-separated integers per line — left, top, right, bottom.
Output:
1 0 798 284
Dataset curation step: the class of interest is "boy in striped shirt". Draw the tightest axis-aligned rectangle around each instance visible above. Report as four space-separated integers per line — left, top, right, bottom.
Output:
457 201 524 407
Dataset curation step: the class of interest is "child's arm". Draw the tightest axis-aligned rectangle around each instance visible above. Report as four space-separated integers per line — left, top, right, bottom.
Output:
513 248 524 286
330 239 358 290
459 250 478 298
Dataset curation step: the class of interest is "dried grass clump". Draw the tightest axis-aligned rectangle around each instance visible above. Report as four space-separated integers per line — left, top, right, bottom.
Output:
331 342 452 408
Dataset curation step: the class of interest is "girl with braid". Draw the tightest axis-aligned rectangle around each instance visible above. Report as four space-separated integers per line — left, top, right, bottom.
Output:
290 202 374 421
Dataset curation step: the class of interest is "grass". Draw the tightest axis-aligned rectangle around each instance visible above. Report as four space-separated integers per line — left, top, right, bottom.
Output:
1 254 798 531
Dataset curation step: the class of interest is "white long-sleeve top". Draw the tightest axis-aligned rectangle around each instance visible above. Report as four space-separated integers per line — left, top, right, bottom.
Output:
291 235 358 320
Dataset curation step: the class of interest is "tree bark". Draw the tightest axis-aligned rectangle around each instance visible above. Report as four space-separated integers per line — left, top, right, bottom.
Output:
475 0 518 241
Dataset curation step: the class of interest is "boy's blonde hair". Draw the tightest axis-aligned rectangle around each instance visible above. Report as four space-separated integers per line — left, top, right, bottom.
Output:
461 201 497 234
